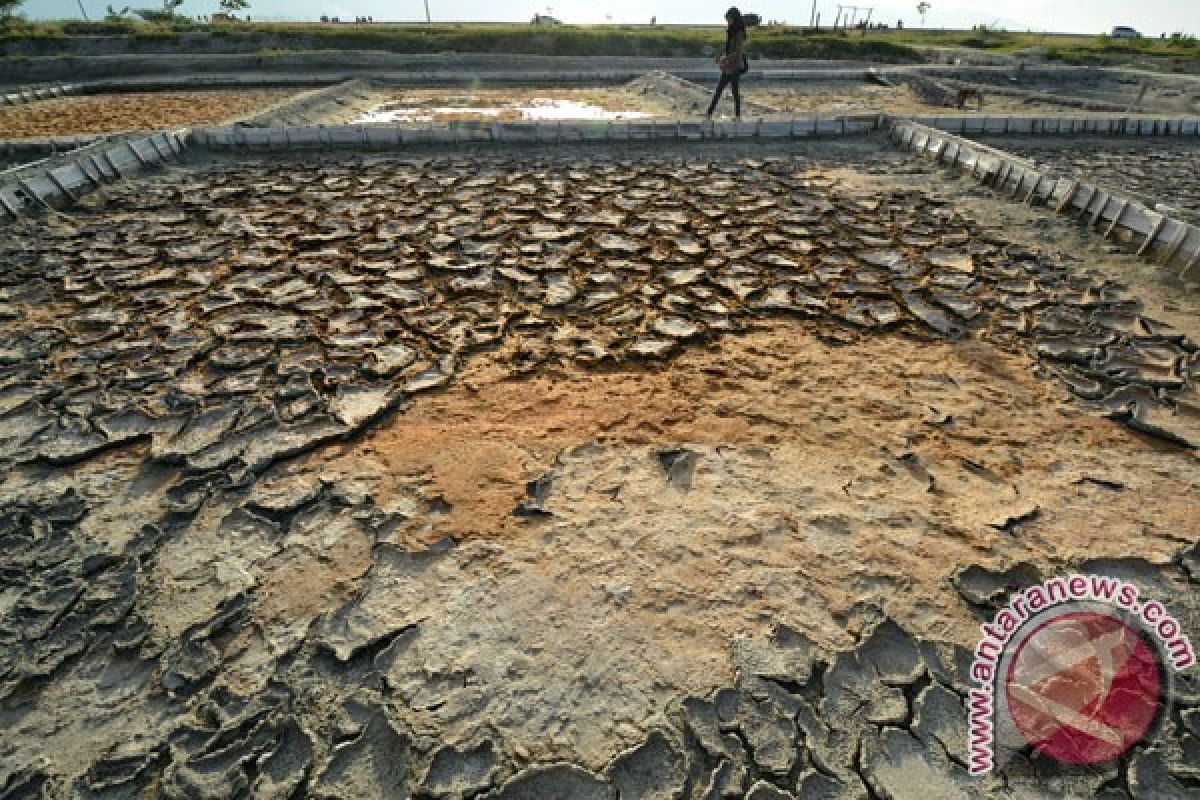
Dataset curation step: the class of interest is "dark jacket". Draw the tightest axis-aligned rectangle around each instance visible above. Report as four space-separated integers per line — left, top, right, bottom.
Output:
721 26 747 75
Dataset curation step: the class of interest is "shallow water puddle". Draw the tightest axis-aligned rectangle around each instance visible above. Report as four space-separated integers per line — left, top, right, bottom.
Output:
357 97 654 123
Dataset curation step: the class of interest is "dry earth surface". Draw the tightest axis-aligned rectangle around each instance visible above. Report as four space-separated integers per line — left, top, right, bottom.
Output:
0 90 298 139
301 315 1197 759
749 83 1069 117
0 139 1196 799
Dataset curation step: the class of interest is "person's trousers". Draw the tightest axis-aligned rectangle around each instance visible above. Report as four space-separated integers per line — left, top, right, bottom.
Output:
707 72 741 117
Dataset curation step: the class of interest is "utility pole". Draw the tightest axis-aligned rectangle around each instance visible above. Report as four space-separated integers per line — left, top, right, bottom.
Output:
76 0 89 19
809 0 818 28
424 0 431 24
836 4 873 31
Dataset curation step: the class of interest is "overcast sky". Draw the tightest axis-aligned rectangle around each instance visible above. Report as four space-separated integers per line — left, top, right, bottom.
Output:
23 0 1199 35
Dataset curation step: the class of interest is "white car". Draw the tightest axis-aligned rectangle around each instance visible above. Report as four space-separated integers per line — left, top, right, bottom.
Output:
1110 26 1141 38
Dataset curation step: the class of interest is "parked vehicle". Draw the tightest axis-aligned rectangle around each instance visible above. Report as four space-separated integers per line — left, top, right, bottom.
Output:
1111 26 1141 38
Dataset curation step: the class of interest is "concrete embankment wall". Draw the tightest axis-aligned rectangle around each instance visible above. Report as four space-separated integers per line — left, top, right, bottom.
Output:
3 51 1144 89
0 50 887 85
6 49 1196 95
0 32 738 59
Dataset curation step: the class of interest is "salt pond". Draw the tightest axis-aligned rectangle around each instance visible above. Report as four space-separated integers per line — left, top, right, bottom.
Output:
357 97 654 124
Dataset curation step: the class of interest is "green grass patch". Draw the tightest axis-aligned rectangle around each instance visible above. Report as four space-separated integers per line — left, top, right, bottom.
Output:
0 21 1196 67
207 24 924 61
59 20 140 35
859 27 1200 63
0 20 922 61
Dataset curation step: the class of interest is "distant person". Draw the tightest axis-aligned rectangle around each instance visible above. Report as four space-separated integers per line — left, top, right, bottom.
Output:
706 7 749 120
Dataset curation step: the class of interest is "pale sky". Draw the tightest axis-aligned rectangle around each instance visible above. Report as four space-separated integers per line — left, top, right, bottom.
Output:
21 0 1200 35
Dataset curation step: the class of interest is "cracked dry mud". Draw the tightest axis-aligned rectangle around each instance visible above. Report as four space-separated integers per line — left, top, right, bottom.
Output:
0 90 298 139
746 83 1083 117
978 137 1200 225
0 142 1197 798
621 73 1139 119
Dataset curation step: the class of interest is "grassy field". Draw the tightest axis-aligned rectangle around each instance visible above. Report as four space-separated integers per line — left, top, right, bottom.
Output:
1 18 1198 67
0 21 923 61
855 26 1200 63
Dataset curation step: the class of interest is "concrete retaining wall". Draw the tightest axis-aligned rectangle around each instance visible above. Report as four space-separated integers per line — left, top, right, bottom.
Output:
190 114 886 150
889 120 1200 278
231 79 377 126
9 58 1196 96
0 52 884 86
1 82 82 105
0 53 1134 90
0 130 187 221
0 134 103 167
907 115 1200 137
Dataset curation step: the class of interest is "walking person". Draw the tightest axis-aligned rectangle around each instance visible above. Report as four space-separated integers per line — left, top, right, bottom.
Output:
706 7 749 119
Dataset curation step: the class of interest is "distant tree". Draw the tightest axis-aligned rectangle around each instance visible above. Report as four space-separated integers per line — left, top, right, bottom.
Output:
219 0 250 12
916 2 930 26
105 4 133 20
0 0 23 19
134 0 186 22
